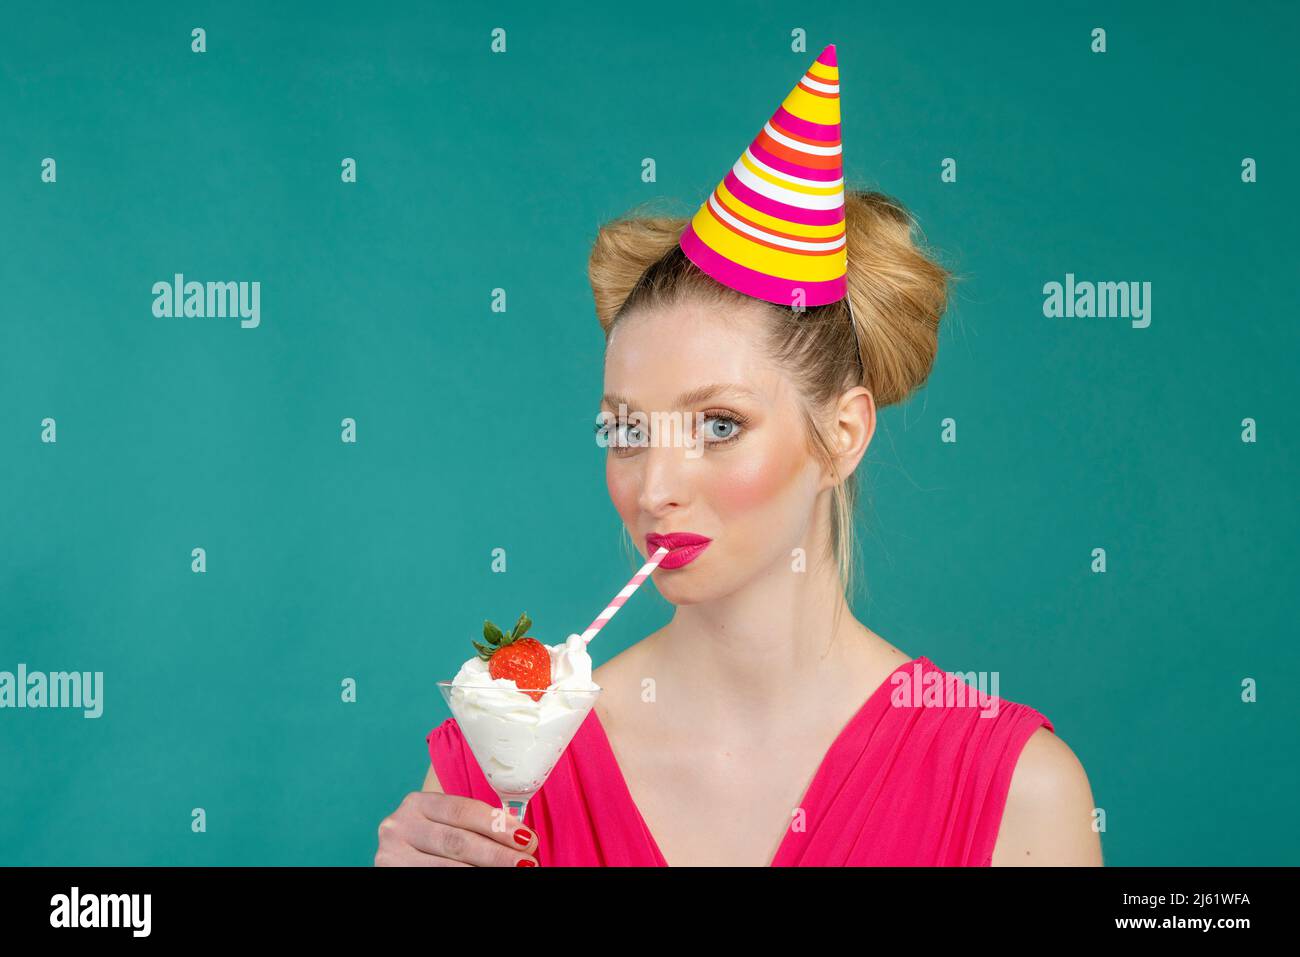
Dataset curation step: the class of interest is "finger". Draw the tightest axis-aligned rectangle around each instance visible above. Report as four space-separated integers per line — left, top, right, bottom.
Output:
407 792 539 854
375 844 472 867
410 820 539 867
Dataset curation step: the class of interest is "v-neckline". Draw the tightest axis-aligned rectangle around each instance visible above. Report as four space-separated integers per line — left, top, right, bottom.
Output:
587 655 930 867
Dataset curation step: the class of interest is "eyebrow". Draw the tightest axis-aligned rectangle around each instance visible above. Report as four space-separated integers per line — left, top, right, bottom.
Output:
601 383 759 410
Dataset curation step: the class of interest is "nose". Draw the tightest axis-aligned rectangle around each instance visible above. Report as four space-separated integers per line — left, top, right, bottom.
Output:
635 436 696 517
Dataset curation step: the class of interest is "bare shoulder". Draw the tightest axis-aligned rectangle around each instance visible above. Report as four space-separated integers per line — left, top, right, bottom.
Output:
591 635 657 730
422 763 444 794
990 727 1104 866
591 636 654 694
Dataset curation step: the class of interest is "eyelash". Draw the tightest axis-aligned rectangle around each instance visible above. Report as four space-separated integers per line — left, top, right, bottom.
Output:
699 409 748 447
594 410 750 453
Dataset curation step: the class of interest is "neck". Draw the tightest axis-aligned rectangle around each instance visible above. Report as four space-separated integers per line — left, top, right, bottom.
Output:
647 544 885 732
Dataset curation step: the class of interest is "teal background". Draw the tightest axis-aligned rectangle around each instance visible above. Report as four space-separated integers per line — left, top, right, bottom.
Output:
2 1 1296 866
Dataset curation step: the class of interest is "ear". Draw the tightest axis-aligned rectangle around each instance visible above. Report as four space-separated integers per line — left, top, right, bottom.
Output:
819 386 875 490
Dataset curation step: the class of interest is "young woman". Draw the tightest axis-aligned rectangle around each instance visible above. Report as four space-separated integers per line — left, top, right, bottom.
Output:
377 44 1101 867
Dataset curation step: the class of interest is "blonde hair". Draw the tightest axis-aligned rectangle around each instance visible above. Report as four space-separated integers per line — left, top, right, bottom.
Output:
588 189 951 620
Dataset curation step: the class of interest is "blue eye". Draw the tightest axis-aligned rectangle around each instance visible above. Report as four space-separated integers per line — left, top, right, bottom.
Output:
701 413 745 445
594 418 645 452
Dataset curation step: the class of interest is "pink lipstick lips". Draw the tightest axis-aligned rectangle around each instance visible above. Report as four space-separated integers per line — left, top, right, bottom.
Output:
645 531 712 570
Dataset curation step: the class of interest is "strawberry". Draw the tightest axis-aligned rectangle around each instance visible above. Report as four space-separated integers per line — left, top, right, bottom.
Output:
473 612 551 702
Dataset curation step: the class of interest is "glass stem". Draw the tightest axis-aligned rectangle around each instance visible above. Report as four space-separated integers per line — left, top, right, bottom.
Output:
504 798 529 825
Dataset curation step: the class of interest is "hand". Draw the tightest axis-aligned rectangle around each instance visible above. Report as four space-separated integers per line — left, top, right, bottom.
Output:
375 791 540 866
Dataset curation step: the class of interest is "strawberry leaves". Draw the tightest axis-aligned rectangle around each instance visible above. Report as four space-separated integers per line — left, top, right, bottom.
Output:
474 612 532 661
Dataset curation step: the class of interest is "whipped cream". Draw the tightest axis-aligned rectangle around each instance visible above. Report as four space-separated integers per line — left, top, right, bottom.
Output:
447 634 600 796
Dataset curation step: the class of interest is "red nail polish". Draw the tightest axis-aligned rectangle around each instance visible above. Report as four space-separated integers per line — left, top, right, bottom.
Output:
516 858 536 867
513 828 532 846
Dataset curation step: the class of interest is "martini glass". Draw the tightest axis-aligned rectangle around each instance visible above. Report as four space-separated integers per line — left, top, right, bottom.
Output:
437 681 601 825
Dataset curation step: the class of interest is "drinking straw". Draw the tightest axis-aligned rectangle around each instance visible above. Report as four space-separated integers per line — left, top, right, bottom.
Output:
579 546 671 644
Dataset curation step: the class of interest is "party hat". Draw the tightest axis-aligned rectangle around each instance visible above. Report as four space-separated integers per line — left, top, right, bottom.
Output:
678 43 846 308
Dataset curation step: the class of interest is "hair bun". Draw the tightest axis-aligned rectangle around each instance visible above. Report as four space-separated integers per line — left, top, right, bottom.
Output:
841 189 951 407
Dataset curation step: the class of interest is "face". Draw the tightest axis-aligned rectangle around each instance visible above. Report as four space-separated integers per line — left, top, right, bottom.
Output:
598 298 831 604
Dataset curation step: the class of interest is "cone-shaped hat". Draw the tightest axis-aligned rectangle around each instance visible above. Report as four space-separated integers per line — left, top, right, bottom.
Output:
678 44 846 308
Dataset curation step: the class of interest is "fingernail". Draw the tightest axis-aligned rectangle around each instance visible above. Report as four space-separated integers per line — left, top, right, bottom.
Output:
516 858 537 867
513 827 532 846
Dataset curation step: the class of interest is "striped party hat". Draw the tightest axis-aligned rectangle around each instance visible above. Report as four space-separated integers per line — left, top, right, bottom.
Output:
678 43 846 308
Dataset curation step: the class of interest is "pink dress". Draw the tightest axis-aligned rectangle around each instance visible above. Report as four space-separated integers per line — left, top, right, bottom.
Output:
426 655 1054 866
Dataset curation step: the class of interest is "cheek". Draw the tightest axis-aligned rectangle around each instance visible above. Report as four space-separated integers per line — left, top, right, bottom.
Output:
709 438 811 516
605 457 640 520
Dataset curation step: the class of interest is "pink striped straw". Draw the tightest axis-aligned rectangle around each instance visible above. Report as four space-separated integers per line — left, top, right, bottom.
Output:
579 546 671 644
